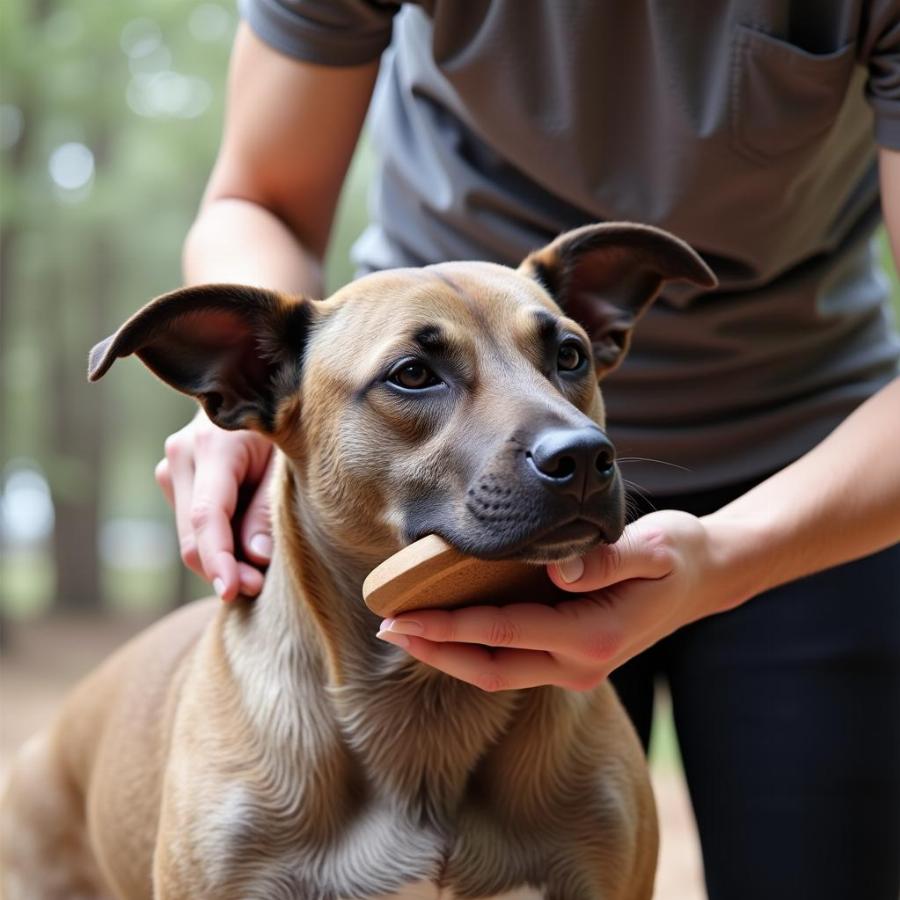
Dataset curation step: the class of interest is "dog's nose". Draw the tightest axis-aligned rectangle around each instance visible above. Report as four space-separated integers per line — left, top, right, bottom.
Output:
527 426 616 499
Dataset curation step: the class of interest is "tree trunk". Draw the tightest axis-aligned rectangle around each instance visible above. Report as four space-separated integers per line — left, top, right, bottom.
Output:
51 147 112 612
50 247 105 611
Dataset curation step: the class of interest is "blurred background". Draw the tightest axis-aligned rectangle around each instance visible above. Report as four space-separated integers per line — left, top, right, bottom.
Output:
1 3 898 897
1 0 374 623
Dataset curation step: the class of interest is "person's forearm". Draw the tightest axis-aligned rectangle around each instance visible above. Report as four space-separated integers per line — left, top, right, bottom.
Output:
703 377 900 602
182 196 323 296
704 149 900 604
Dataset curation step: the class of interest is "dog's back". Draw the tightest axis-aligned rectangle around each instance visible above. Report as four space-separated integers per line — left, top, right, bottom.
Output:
1 599 217 899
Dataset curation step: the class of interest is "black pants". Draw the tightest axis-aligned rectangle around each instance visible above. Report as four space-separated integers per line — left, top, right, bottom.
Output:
611 477 900 900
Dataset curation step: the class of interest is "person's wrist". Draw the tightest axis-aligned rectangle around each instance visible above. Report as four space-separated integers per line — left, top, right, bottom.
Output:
700 509 774 611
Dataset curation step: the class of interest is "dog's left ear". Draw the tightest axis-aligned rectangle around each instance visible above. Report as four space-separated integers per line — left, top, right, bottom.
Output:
88 284 314 433
519 223 716 376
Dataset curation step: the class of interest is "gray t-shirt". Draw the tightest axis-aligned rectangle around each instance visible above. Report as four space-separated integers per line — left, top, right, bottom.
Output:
240 0 900 494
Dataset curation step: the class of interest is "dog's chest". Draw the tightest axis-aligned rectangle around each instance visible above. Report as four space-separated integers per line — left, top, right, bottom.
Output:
201 796 554 900
229 866 546 900
202 638 615 899
360 882 546 900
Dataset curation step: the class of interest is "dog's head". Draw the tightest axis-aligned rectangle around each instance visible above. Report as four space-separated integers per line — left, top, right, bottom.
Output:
89 223 714 564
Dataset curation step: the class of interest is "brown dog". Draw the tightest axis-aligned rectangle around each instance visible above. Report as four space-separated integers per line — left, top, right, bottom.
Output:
0 223 714 899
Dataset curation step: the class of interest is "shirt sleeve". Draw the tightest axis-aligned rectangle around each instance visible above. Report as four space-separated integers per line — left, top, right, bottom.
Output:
861 0 900 149
238 0 400 66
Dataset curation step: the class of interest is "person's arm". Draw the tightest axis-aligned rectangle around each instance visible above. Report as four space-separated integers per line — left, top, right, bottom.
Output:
707 146 900 589
705 146 900 591
155 23 378 600
375 149 900 692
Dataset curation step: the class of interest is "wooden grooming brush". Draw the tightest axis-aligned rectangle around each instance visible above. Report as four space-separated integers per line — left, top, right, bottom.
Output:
363 534 568 618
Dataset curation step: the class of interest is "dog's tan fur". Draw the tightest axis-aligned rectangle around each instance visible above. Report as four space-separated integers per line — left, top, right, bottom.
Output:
0 224 715 899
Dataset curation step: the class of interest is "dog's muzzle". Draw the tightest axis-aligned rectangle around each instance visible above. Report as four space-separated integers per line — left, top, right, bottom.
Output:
408 423 625 563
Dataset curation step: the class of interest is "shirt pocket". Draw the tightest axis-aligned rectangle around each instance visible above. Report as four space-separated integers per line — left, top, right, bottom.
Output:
730 24 856 164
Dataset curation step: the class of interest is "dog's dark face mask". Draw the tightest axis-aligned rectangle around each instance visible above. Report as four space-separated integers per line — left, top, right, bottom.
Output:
88 224 714 566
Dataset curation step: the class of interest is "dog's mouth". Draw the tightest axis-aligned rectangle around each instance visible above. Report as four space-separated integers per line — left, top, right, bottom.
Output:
515 518 609 564
402 464 625 565
416 516 613 566
490 517 611 564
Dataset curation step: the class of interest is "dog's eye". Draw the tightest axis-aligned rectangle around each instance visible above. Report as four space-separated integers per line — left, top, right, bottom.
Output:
388 361 442 390
557 341 587 373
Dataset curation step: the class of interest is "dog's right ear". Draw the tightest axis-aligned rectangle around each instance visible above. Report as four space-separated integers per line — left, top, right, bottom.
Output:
519 223 716 377
88 284 314 433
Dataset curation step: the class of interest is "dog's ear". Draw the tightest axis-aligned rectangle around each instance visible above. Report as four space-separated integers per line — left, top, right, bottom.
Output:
88 284 313 432
519 223 716 376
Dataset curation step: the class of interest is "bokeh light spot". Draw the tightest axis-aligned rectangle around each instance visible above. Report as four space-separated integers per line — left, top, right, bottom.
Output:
48 142 95 191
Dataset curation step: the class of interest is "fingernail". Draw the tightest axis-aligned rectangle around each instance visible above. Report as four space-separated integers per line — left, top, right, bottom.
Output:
376 630 410 649
249 533 273 560
380 617 424 636
213 577 226 598
556 557 585 584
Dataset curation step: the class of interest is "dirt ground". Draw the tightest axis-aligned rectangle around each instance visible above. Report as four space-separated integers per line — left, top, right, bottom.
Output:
0 615 705 899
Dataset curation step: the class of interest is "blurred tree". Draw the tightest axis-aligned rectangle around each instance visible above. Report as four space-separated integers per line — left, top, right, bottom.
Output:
1 0 371 616
1 0 237 611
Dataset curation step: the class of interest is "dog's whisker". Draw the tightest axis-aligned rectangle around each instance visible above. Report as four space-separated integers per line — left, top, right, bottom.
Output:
617 456 691 472
622 478 658 520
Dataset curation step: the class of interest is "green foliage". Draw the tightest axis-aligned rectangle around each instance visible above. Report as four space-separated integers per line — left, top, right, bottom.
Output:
0 0 373 613
2 0 231 475
1 2 236 610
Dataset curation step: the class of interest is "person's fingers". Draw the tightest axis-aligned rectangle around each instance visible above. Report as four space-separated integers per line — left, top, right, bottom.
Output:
239 453 275 565
160 413 277 599
237 561 265 597
581 579 675 644
191 501 239 598
163 436 203 577
189 435 248 600
548 521 674 593
376 633 597 691
154 458 174 508
378 599 625 667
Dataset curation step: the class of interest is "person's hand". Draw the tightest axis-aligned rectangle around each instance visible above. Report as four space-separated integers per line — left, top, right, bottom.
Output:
155 410 275 600
375 510 752 691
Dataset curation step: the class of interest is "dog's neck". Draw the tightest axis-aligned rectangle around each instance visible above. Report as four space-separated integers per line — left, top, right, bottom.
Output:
222 454 528 820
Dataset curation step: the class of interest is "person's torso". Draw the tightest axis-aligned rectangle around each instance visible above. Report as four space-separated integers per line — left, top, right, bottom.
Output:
354 1 900 492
